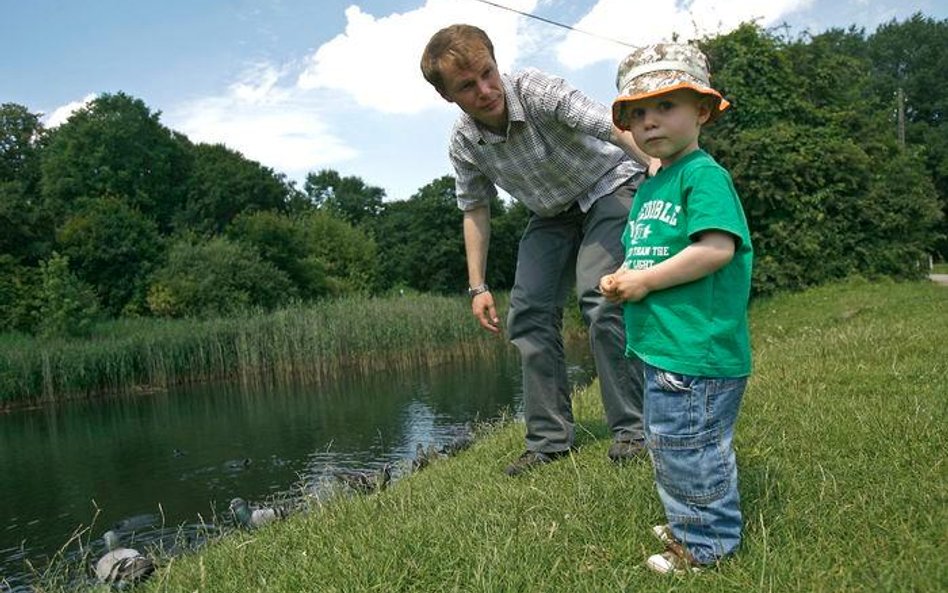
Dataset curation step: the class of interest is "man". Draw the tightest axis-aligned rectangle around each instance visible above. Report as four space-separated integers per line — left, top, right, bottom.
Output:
420 24 648 476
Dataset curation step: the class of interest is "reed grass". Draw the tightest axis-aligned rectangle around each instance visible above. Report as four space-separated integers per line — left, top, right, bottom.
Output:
29 277 933 593
0 294 518 407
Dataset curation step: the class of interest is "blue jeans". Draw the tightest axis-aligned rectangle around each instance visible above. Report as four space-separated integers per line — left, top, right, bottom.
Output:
643 363 746 565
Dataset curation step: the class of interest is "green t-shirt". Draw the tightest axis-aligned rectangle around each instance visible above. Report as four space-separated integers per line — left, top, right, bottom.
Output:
621 149 753 377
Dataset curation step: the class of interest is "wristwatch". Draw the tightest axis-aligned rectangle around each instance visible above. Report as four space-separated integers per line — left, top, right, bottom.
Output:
467 283 489 298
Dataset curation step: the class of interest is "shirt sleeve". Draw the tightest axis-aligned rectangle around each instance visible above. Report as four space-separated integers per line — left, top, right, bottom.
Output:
449 133 498 211
518 69 613 142
683 163 749 248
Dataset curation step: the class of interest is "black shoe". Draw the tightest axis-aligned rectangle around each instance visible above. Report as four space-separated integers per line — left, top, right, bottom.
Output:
504 450 569 476
607 439 647 463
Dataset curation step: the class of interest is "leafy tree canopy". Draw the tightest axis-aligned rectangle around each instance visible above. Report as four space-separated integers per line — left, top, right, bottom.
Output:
227 211 329 300
0 104 47 263
296 210 378 296
178 142 291 235
39 92 190 231
304 169 385 227
147 236 295 318
37 252 101 338
56 195 164 316
0 103 44 183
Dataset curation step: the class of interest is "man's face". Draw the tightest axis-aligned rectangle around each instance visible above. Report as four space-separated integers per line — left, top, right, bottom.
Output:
438 50 506 131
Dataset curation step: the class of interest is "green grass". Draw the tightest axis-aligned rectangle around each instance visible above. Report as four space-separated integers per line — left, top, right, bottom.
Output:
932 262 948 274
82 277 942 593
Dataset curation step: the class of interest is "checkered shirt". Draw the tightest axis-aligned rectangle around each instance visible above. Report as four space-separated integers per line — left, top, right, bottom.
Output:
449 68 644 217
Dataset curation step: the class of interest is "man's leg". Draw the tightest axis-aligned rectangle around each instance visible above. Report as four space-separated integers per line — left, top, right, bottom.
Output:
577 184 645 449
507 208 580 456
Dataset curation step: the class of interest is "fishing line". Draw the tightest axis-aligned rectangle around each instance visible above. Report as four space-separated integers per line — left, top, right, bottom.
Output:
467 0 636 48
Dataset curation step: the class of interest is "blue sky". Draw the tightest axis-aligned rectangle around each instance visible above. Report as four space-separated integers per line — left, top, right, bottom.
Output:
3 0 946 201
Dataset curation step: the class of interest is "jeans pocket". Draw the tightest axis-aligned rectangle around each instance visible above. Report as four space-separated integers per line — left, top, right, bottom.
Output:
651 426 729 506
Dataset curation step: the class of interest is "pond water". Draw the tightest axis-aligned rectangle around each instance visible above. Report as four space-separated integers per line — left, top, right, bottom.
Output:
0 342 594 591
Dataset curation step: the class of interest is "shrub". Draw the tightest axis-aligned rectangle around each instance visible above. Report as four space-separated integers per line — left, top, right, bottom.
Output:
36 253 101 338
147 237 295 318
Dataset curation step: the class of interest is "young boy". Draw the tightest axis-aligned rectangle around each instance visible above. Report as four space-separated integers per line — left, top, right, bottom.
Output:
599 44 753 574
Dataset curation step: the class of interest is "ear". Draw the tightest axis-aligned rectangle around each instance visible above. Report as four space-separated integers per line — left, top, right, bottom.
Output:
696 99 713 125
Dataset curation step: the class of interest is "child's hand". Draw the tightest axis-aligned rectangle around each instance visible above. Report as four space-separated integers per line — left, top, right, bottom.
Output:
598 273 624 303
599 274 615 293
611 268 651 303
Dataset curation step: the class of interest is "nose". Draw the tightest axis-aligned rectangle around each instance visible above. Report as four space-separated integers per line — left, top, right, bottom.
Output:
475 78 492 98
642 109 658 129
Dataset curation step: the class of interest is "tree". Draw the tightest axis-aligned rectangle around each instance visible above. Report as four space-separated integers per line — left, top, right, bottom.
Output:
869 13 948 128
784 28 877 132
700 23 813 138
0 103 44 183
867 14 948 258
178 142 291 235
487 198 530 290
0 103 47 263
369 176 528 295
370 176 466 294
0 255 41 333
36 253 101 338
39 92 190 232
56 196 164 316
147 237 296 318
304 169 384 227
700 23 941 294
226 211 330 299
296 211 378 296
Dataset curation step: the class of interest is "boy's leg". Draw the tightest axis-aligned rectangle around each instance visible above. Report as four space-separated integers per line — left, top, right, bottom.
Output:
643 364 745 565
507 208 580 455
577 184 644 446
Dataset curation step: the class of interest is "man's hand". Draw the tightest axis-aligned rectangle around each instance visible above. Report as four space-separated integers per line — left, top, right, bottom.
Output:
472 291 501 333
646 158 661 177
610 125 659 173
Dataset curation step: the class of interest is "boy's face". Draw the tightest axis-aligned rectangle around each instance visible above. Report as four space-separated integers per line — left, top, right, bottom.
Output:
619 89 711 166
437 48 507 132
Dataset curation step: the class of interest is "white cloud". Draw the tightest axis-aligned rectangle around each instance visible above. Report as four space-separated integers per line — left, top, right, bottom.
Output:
168 63 356 179
296 0 539 114
556 0 815 70
43 93 97 128
228 61 289 105
161 0 545 181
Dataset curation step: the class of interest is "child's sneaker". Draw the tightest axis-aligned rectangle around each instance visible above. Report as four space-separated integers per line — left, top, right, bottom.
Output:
646 549 702 574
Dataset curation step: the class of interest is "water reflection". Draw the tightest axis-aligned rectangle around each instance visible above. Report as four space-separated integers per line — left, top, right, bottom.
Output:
0 343 593 591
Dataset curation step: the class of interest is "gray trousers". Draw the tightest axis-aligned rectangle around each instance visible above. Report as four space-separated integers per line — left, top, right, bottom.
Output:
507 181 645 453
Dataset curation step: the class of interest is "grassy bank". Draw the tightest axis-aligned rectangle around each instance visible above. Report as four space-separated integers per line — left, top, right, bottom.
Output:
78 277 941 593
0 294 515 407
